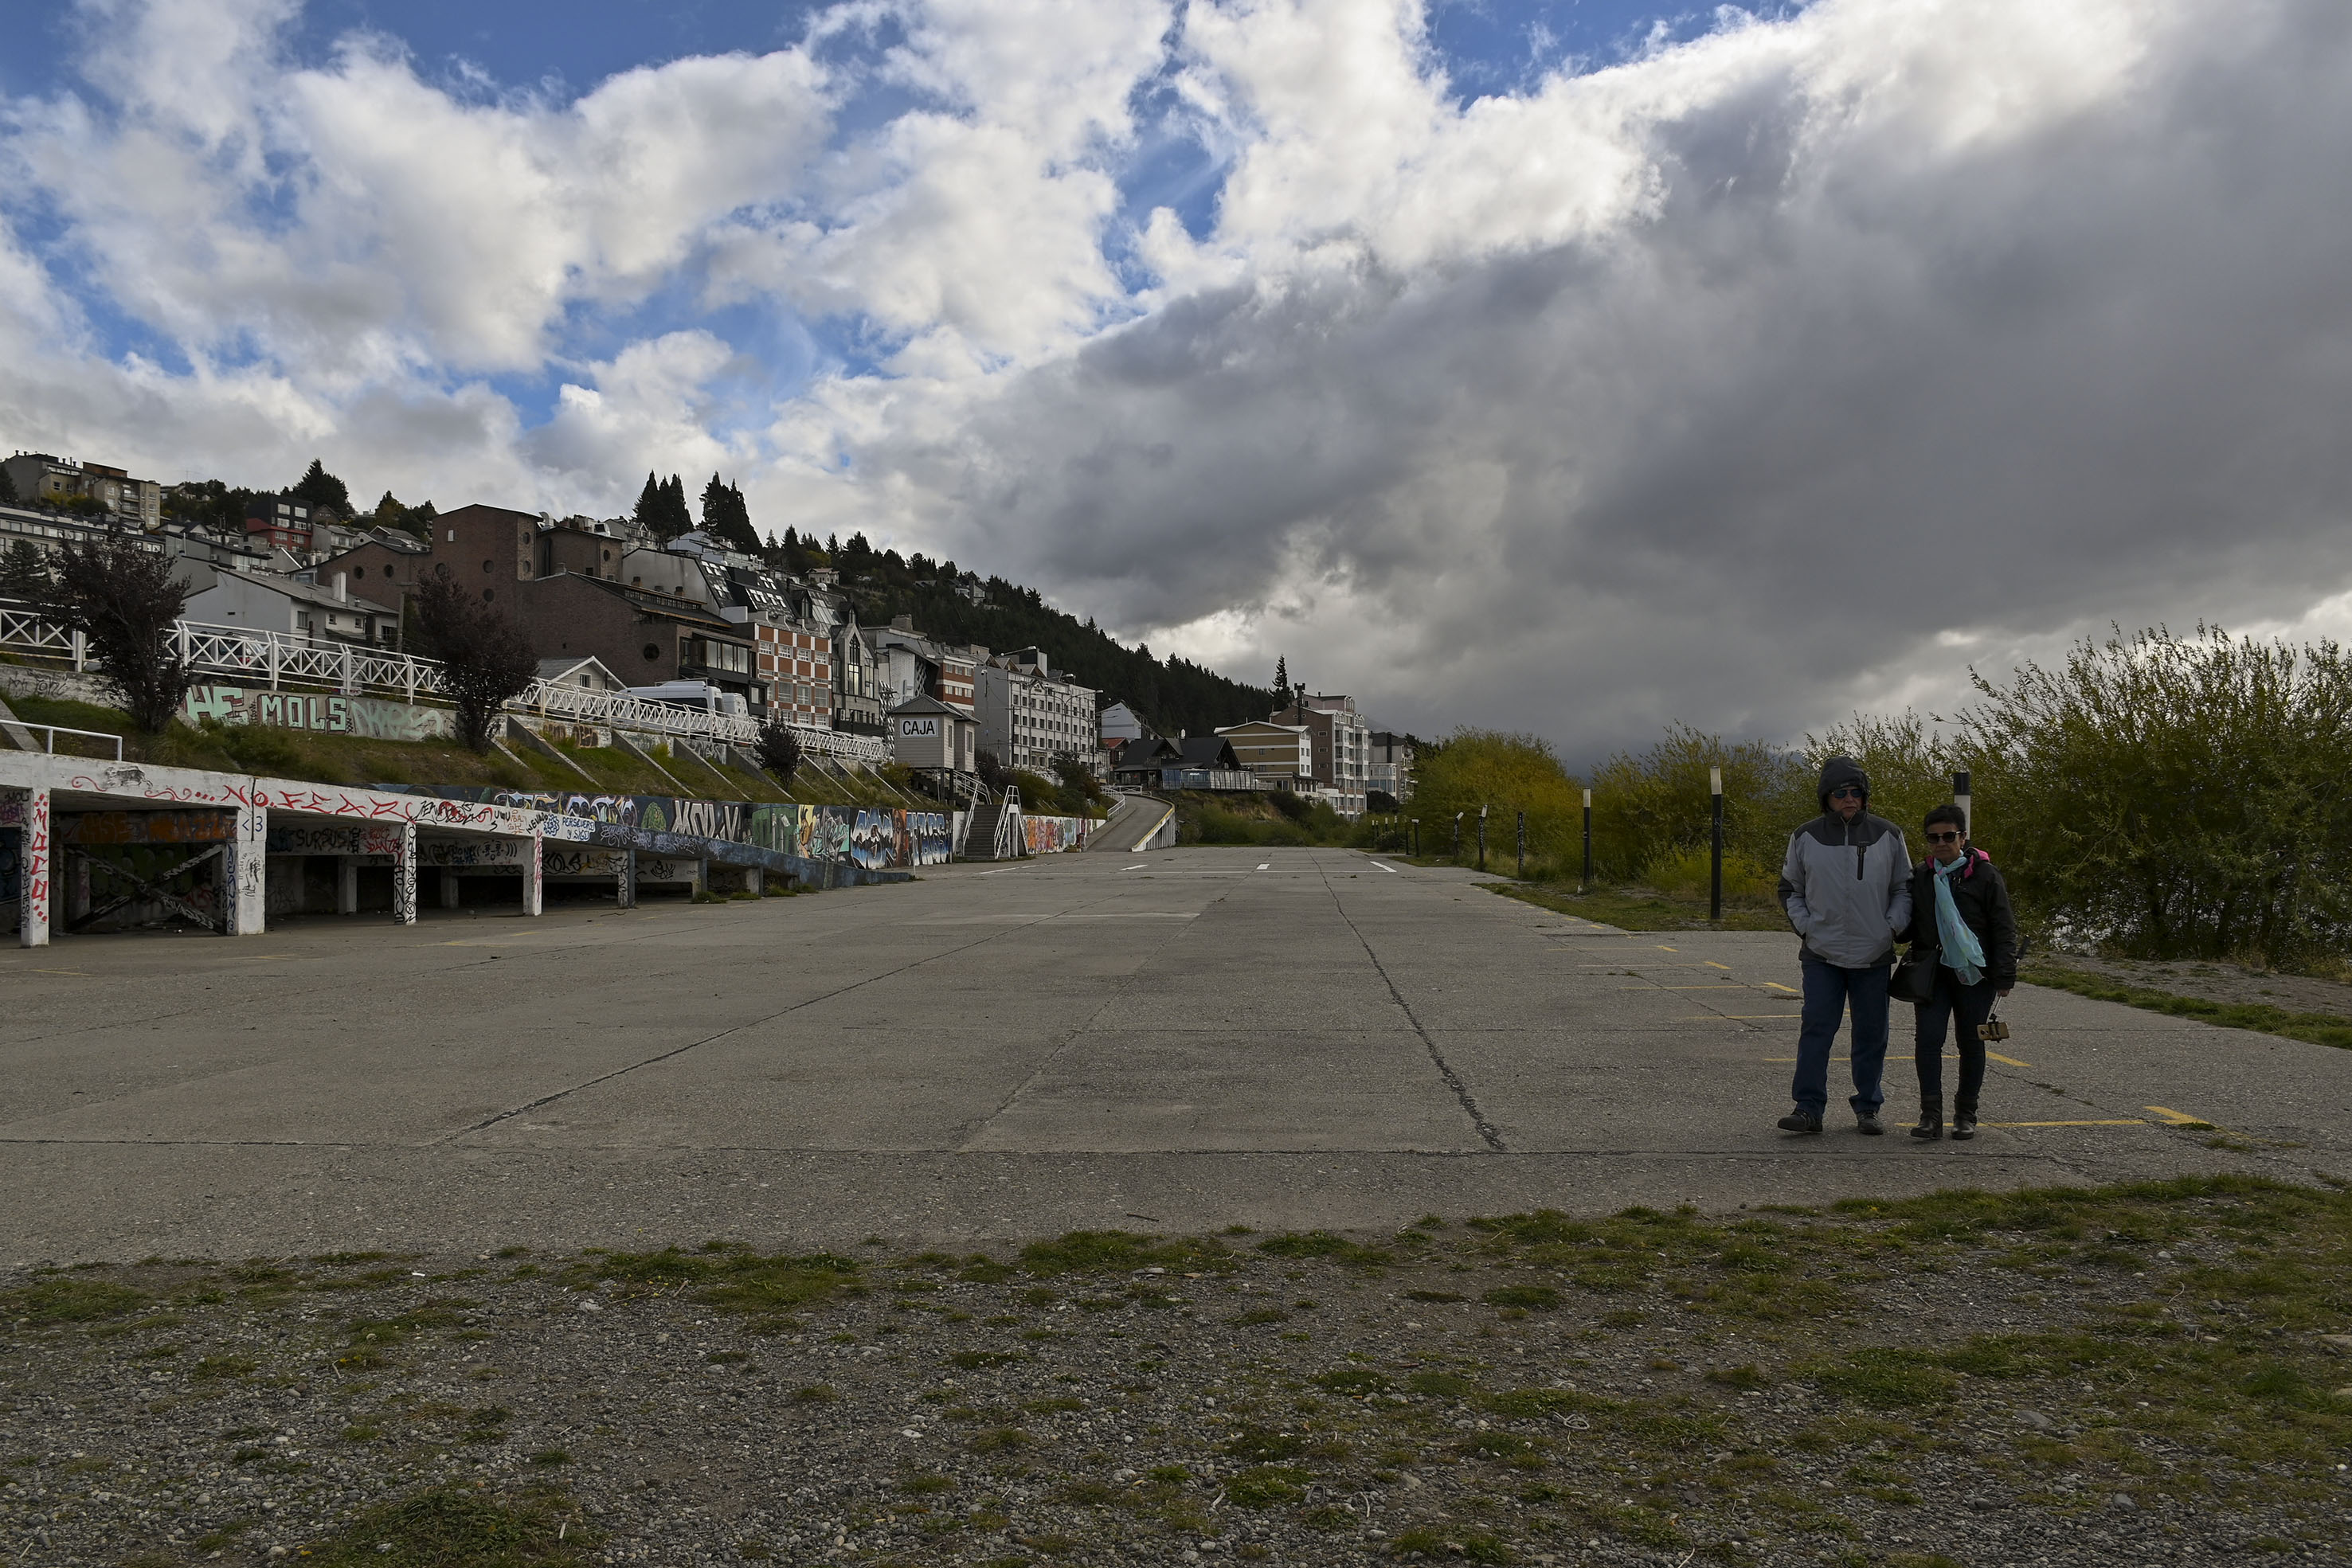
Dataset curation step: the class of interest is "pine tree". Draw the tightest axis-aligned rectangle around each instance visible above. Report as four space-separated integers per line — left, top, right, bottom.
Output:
0 463 18 506
291 458 350 517
662 475 691 541
1274 655 1289 695
632 472 662 537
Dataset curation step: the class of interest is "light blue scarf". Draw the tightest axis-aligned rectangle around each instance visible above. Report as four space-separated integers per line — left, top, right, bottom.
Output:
1934 856 1986 985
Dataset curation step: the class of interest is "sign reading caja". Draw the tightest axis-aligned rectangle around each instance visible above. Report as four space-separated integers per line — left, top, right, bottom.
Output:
898 716 941 738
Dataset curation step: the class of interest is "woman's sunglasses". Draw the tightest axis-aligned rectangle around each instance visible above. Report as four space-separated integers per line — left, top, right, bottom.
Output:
1828 785 1864 800
1925 831 1963 844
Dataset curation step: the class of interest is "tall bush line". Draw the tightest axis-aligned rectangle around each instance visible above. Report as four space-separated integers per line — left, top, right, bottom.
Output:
1400 625 2352 964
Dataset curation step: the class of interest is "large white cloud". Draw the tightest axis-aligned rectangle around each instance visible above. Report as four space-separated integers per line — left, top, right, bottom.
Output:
4 0 2351 759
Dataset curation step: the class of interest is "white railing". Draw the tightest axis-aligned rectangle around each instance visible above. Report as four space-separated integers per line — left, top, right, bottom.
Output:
2 600 76 665
0 598 886 763
10 722 124 761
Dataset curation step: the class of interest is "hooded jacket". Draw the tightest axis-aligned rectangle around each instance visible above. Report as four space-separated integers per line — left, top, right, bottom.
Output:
1901 847 2019 989
1777 757 1912 968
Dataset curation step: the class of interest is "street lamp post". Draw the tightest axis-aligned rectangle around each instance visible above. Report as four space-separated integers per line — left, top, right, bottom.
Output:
1477 804 1489 874
1453 811 1464 862
1516 810 1525 878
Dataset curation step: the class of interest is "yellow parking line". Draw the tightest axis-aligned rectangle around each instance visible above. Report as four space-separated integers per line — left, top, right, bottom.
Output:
2144 1105 2217 1128
1987 1120 2147 1128
1763 982 1798 993
1987 1050 2032 1067
1630 985 1752 991
1705 961 1732 970
1656 945 1678 952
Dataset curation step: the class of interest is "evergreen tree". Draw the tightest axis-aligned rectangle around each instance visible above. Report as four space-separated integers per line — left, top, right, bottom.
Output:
1274 655 1289 694
698 474 761 554
291 458 350 517
1 539 52 602
0 463 18 505
660 475 692 541
632 472 663 537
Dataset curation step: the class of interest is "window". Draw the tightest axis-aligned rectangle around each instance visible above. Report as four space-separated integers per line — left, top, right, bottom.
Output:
483 558 494 573
643 643 661 661
352 565 366 579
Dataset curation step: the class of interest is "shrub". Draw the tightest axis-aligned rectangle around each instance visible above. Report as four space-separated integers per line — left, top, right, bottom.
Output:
45 526 194 733
412 572 536 753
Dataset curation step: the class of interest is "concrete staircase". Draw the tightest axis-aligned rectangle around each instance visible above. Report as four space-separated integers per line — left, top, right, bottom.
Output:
961 800 1020 861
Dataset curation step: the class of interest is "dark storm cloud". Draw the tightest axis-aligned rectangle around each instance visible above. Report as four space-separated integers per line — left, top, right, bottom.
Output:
879 0 2352 758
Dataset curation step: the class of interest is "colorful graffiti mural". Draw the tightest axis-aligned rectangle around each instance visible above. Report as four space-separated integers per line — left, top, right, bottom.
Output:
1023 815 1090 855
184 685 454 741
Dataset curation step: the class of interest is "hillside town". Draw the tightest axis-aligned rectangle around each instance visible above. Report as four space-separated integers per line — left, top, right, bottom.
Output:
0 452 1416 940
0 451 1412 814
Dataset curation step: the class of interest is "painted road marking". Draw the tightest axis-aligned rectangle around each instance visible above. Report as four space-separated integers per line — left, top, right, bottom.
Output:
30 968 92 976
1123 863 1149 870
1988 1051 2033 1067
1763 982 1798 993
1987 1120 2149 1128
1705 961 1732 970
2145 1105 2217 1127
1629 985 1753 991
1656 945 1679 952
1369 862 1399 874
1256 863 1271 871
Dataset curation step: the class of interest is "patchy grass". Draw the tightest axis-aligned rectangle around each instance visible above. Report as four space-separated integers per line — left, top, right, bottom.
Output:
576 1246 863 1331
1016 1230 1231 1277
0 1275 149 1324
2025 963 2352 1051
11 1175 2352 1567
297 1484 597 1566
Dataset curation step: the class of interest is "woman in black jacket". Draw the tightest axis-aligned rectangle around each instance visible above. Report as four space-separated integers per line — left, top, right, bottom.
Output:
1900 804 2018 1140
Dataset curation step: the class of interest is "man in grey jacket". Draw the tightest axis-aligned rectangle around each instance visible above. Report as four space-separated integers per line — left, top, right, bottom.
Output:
1775 757 1913 1135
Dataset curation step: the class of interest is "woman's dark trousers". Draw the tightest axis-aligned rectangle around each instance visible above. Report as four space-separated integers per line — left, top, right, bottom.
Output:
1915 968 1997 1115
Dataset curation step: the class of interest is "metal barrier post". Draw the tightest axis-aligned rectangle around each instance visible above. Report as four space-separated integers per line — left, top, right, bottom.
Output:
1709 766 1724 923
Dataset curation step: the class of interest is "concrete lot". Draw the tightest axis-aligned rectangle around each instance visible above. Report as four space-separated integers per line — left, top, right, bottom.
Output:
3 846 2347 1262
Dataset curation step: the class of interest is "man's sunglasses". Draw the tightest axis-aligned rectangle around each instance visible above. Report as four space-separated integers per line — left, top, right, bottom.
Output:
1925 830 1963 844
1828 786 1864 800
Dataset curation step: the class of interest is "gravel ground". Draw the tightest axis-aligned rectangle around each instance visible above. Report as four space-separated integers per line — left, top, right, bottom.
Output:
5 1179 2350 1568
2042 955 2352 1021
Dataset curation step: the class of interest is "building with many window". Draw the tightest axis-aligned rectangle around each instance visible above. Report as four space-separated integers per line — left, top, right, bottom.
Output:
1368 730 1416 805
3 454 162 530
1271 694 1370 818
1215 719 1313 788
976 647 1098 774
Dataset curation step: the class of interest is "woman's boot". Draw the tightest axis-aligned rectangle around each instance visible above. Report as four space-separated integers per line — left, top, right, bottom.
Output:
1909 1100 1943 1140
1950 1102 1978 1140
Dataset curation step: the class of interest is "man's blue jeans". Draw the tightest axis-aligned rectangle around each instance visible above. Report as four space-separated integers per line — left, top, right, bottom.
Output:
1791 955 1892 1117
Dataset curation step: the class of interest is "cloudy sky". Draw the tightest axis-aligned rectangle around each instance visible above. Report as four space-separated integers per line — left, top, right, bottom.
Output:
5 0 2350 763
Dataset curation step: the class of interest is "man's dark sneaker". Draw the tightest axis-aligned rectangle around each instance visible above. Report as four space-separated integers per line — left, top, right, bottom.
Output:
1951 1113 1978 1141
1856 1111 1885 1136
1776 1108 1823 1134
1910 1107 1943 1140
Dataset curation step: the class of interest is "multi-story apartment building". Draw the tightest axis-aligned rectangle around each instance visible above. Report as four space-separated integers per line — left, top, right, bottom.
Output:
752 620 832 727
1215 719 1313 788
1368 730 1415 805
3 454 162 530
1272 694 1371 818
976 647 1098 774
869 617 980 716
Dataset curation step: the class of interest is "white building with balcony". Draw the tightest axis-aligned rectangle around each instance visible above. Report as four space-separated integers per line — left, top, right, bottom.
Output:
976 647 1098 774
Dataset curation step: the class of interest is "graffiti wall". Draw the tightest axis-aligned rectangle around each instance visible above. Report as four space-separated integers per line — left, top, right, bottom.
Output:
1023 815 1091 855
184 684 455 741
405 788 957 873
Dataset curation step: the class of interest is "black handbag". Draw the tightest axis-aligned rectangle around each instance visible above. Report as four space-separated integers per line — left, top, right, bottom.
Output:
1892 949 1937 1004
